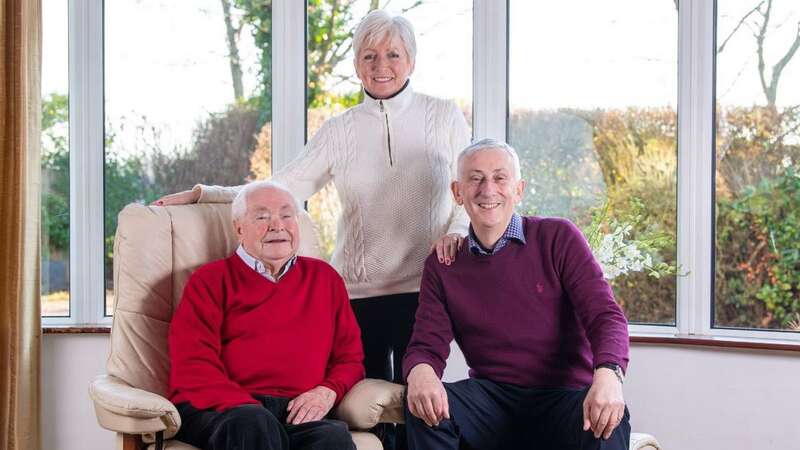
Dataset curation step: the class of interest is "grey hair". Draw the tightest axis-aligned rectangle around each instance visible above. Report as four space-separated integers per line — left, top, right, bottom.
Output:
231 180 301 221
456 138 522 181
352 9 417 64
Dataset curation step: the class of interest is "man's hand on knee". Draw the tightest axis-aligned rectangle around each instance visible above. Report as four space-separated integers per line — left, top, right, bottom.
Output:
582 367 625 440
406 363 450 427
287 385 337 425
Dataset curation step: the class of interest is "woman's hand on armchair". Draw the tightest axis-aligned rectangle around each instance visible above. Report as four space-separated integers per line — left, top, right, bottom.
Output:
152 187 201 206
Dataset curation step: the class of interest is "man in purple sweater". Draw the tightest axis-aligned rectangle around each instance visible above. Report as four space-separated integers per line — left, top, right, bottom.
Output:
402 138 630 450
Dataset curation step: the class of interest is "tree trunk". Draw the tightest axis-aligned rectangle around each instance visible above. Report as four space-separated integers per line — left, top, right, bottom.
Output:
221 0 244 100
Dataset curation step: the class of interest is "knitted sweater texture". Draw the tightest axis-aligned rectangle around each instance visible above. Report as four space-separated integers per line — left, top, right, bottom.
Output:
168 255 364 412
403 216 630 389
197 85 470 299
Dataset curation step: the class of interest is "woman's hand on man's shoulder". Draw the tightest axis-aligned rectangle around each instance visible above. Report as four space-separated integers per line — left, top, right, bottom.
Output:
431 233 464 266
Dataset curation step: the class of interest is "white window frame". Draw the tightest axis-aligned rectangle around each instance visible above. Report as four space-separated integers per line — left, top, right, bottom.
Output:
50 0 800 344
43 0 106 327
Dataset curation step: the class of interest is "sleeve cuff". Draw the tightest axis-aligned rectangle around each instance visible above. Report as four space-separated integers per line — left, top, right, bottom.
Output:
195 184 241 203
319 380 344 407
193 184 208 203
402 356 445 383
593 354 629 374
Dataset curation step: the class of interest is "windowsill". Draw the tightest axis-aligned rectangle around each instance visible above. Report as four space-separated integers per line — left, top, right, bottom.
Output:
43 325 111 334
39 325 799 351
630 333 800 352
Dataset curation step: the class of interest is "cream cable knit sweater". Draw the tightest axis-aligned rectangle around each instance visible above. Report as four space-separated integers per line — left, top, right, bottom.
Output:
196 85 470 299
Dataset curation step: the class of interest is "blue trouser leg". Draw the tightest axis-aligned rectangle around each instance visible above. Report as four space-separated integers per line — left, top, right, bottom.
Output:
405 378 521 450
404 378 631 450
532 388 631 450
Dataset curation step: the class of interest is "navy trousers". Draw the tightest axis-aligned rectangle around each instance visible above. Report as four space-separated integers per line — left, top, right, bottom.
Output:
405 378 631 450
174 395 355 450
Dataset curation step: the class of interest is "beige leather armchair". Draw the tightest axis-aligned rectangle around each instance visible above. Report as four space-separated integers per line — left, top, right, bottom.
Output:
89 202 661 450
89 203 396 450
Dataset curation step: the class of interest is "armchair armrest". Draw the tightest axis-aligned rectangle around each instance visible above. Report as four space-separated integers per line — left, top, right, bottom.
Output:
335 379 405 429
631 432 662 450
89 374 181 440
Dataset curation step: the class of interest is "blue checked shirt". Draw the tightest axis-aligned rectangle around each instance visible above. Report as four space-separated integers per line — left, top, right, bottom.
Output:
467 213 526 255
236 245 297 282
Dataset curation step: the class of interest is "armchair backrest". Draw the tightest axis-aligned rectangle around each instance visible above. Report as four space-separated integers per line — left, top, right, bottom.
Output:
106 203 322 397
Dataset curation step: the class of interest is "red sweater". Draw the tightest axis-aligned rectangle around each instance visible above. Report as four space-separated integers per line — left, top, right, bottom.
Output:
168 254 364 412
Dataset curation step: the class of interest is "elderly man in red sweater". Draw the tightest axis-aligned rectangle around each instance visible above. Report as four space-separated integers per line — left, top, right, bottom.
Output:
168 181 364 450
403 139 631 450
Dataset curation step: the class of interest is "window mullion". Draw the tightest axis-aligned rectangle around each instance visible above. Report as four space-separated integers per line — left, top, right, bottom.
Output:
676 0 715 336
272 0 306 171
68 0 106 325
473 0 508 140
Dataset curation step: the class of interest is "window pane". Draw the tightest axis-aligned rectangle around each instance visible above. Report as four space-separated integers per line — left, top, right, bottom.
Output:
509 1 678 324
105 1 272 315
306 1 473 260
41 0 70 317
715 0 800 332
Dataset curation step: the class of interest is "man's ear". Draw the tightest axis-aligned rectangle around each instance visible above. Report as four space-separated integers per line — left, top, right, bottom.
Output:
451 180 463 205
233 219 244 240
515 178 526 204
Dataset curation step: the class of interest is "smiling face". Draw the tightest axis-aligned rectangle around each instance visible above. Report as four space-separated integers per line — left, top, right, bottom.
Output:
355 35 414 99
234 187 300 273
452 148 525 244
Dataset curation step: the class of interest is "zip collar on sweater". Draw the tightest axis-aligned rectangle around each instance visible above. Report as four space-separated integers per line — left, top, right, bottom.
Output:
362 80 414 116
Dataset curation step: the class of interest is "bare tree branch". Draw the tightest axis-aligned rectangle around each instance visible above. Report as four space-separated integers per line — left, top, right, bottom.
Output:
718 1 764 54
767 21 800 105
756 0 773 106
400 1 423 14
220 0 244 100
753 0 800 106
313 0 340 68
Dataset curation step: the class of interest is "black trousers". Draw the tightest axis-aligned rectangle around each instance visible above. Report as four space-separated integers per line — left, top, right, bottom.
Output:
351 292 419 450
174 395 355 450
405 378 631 450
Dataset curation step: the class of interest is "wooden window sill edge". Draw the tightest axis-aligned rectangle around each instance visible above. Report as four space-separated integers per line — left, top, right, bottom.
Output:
43 325 111 334
630 334 800 352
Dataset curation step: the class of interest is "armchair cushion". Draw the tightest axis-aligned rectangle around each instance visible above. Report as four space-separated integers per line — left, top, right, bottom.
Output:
336 379 405 429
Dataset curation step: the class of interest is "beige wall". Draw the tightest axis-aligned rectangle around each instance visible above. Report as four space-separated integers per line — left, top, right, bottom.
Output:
625 344 800 450
44 335 800 450
43 334 115 450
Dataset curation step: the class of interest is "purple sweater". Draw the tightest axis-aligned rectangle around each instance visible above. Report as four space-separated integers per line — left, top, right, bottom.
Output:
402 216 629 389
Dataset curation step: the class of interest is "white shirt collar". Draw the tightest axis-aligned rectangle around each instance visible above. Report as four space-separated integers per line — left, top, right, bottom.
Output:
236 245 297 282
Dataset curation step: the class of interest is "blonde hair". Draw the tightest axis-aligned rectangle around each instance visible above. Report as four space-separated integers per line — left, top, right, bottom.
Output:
352 10 417 63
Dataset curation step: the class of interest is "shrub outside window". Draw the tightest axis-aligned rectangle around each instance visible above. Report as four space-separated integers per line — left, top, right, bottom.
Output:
509 0 679 325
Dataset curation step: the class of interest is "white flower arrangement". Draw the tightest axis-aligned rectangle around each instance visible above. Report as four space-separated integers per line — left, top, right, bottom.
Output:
593 223 654 280
583 200 680 281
